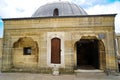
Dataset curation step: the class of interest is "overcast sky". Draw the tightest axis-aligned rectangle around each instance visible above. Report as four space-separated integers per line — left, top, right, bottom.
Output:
0 0 120 37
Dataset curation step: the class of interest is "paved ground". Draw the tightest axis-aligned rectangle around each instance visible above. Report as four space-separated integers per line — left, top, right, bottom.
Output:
0 72 120 80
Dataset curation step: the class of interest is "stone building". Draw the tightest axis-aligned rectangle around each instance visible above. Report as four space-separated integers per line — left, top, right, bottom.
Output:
1 1 119 74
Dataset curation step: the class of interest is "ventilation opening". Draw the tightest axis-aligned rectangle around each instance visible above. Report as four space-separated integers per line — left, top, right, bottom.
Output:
23 47 32 55
53 8 59 16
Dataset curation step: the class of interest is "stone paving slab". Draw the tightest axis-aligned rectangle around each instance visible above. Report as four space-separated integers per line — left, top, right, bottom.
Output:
0 72 120 80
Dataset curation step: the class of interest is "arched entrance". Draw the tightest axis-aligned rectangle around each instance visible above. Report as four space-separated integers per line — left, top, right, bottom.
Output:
75 36 106 70
47 32 64 67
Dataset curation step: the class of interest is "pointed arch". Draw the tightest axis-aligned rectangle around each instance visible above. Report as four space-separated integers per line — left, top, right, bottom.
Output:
99 40 106 70
74 36 106 70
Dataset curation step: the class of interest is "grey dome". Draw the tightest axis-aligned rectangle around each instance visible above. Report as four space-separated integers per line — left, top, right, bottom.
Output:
32 1 87 17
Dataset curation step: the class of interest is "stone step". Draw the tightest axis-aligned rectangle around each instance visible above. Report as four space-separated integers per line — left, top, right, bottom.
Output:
75 70 106 78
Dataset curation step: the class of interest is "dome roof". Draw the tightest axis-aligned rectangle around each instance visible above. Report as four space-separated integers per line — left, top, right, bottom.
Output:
32 1 87 17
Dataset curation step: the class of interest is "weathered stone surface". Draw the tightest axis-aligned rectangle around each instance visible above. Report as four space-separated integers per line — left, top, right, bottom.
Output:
1 15 118 73
0 38 3 70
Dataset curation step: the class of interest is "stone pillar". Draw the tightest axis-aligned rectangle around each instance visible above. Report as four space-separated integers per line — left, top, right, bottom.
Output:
0 38 3 71
1 33 12 71
105 31 118 74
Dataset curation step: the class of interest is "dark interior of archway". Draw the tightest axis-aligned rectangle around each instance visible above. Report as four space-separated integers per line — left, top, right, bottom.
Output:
118 63 120 72
76 39 99 69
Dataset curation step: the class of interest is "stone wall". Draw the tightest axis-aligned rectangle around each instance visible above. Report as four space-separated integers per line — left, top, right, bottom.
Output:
0 38 3 71
12 37 38 69
2 15 118 73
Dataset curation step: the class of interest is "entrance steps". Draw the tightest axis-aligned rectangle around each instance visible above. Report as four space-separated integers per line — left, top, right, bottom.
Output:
74 69 106 78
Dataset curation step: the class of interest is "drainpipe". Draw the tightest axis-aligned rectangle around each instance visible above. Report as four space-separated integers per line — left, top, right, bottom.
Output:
113 35 119 73
115 38 120 57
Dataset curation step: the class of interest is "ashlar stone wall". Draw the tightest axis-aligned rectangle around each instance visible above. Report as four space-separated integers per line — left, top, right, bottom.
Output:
0 38 2 71
2 14 118 73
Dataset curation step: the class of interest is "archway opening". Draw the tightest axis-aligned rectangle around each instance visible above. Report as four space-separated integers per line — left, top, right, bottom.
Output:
76 39 99 69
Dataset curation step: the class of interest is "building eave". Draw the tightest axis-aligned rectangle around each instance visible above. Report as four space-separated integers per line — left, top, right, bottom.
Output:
2 14 117 21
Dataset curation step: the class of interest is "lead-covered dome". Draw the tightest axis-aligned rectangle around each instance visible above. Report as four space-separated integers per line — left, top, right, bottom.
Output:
32 1 87 17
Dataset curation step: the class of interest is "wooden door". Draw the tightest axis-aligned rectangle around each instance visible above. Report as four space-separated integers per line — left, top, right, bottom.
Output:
51 38 61 64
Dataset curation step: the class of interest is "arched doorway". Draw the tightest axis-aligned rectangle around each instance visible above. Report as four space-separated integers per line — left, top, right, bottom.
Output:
75 36 106 70
47 32 64 67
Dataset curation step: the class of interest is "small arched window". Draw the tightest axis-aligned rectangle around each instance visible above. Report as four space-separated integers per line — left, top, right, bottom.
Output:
53 8 59 16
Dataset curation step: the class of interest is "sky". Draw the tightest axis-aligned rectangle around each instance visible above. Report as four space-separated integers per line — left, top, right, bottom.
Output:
0 0 120 37
0 18 3 38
